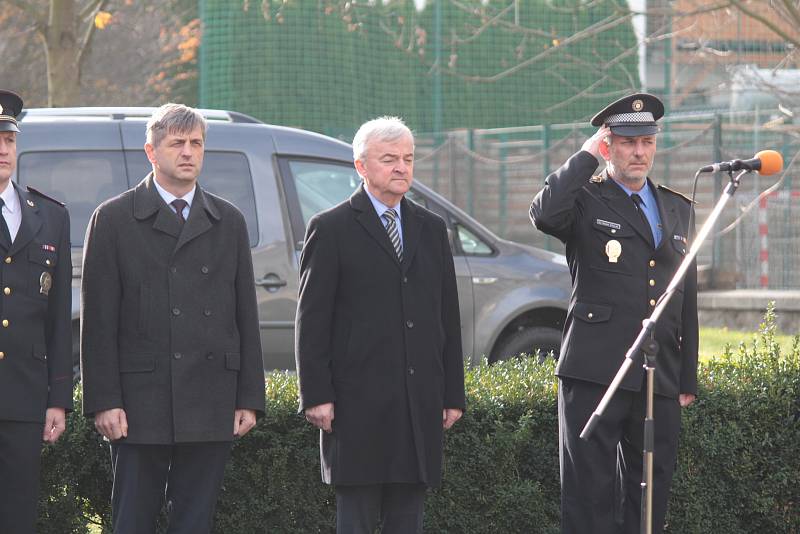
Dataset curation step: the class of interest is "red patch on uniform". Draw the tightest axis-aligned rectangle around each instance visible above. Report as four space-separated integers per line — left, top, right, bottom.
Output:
42 244 56 252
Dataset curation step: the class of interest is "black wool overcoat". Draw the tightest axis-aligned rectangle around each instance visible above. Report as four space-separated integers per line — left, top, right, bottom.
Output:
530 151 698 398
80 174 265 444
295 184 466 487
0 186 72 422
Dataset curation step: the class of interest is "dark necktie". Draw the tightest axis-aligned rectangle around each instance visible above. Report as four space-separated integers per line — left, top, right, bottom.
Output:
382 208 403 262
171 199 188 224
631 193 653 246
0 198 11 244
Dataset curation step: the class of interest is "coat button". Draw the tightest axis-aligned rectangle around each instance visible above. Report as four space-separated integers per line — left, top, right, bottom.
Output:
1 319 8 328
649 279 655 287
587 312 593 319
173 352 182 360
45 259 51 266
406 320 414 328
0 352 4 360
408 366 415 375
3 287 10 295
403 276 408 283
649 260 656 267
170 266 177 274
650 299 656 306
203 309 212 317
201 266 209 274
206 352 214 360
4 257 10 264
611 229 617 234
172 307 181 316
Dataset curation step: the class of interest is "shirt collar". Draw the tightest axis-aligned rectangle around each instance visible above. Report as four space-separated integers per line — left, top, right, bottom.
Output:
0 181 20 214
363 183 402 222
616 179 655 208
153 176 196 208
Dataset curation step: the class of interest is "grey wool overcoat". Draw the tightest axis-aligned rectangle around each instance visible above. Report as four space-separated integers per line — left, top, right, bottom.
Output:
80 174 265 444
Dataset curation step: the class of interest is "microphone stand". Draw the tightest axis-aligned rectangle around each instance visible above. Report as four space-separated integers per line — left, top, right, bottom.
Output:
579 168 747 534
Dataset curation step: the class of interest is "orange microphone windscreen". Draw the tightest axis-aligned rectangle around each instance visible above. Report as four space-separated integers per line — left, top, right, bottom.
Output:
756 150 783 176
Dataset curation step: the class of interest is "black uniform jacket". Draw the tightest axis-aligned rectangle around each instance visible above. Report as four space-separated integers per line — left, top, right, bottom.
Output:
530 151 698 398
0 185 72 422
295 184 466 487
80 174 265 444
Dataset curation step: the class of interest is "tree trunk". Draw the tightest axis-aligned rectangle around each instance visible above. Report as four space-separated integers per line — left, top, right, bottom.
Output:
43 0 81 107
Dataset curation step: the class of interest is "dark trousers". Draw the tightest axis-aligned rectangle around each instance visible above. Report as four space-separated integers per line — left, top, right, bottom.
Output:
336 483 427 534
110 441 232 534
558 377 681 534
0 421 42 534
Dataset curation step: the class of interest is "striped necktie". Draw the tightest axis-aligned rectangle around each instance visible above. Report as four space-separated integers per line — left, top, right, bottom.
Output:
382 208 402 261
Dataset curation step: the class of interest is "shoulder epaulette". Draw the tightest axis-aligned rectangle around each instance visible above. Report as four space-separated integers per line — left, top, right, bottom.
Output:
26 186 66 207
657 184 694 204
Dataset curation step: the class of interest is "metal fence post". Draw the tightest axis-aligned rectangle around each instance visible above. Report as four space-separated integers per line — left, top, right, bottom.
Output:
467 129 475 216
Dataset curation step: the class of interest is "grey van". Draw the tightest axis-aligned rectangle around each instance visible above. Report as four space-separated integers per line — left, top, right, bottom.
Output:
16 107 570 370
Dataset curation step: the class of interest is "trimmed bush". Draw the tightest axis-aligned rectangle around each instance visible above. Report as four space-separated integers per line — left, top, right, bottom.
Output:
39 310 799 533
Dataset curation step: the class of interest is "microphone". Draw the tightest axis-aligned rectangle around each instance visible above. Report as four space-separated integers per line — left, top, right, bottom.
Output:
699 150 783 176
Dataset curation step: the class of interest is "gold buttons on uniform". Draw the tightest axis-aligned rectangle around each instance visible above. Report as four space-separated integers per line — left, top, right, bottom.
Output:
45 259 51 266
4 257 10 264
2 319 8 327
0 352 4 360
587 312 594 319
3 287 9 295
649 260 656 267
650 299 656 306
649 280 655 287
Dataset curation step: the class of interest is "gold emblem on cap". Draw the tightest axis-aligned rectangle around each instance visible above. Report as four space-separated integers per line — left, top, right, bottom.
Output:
26 199 34 207
632 99 644 111
605 239 622 263
40 272 52 296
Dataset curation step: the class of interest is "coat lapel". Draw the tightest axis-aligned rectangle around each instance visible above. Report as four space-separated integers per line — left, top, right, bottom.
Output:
174 187 219 253
350 184 402 270
654 183 678 251
400 196 425 274
9 187 43 256
598 175 654 248
133 174 182 239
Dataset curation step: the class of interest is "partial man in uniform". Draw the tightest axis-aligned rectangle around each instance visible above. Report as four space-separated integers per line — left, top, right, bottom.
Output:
80 103 265 534
530 93 698 533
295 116 465 533
0 90 72 533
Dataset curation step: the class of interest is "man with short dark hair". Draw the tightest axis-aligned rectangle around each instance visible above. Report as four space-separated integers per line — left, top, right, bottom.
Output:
0 89 73 534
530 93 698 533
296 116 465 533
81 103 265 534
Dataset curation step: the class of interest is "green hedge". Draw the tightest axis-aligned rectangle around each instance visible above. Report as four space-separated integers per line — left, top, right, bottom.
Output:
38 312 799 533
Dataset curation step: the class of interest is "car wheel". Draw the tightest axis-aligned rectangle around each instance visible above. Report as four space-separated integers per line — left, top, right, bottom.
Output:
490 326 562 363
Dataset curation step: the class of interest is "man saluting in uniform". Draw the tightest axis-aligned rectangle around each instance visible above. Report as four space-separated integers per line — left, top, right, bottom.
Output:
530 93 698 533
0 90 73 534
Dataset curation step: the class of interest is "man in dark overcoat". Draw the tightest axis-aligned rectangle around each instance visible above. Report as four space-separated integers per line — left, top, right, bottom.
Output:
80 103 265 534
530 93 698 534
0 90 72 534
295 116 466 533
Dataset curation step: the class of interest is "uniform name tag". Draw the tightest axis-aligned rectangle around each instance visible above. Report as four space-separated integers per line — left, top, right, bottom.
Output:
42 244 56 252
673 234 686 244
596 219 621 230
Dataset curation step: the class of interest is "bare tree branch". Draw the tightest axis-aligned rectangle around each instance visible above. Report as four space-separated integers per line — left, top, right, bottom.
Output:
727 0 800 48
77 0 111 65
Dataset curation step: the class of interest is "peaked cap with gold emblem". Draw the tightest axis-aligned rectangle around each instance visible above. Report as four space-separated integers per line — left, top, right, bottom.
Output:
0 90 23 133
590 92 664 137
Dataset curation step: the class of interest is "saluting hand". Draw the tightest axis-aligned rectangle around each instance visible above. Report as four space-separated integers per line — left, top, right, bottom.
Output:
43 407 66 443
581 126 611 161
305 402 335 433
95 408 128 441
679 393 696 408
443 408 463 430
234 409 257 437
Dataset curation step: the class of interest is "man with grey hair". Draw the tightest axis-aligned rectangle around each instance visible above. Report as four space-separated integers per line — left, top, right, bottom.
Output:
296 116 465 533
81 103 265 534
